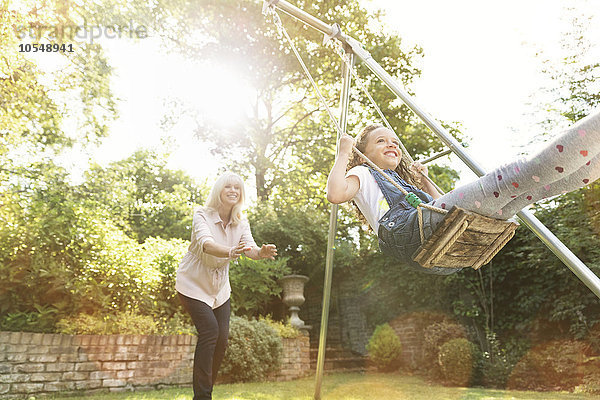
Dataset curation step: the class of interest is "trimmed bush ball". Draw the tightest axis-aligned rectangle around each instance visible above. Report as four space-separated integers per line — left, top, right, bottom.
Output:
366 323 402 371
422 320 466 368
438 338 476 386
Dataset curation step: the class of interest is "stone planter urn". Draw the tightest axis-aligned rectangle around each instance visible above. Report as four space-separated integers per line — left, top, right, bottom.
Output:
279 274 310 330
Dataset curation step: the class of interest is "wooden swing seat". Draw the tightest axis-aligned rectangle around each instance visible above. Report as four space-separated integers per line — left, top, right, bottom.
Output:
412 206 519 270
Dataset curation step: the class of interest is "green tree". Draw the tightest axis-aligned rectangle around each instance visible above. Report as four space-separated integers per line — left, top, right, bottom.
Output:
1 2 116 181
535 10 600 128
155 0 459 203
82 149 208 242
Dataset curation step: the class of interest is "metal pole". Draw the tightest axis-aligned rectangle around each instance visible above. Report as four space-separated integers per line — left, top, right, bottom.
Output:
274 0 333 35
268 0 600 299
314 51 355 400
419 149 453 164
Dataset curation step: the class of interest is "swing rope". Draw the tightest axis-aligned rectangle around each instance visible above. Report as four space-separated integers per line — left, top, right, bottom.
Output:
265 7 447 244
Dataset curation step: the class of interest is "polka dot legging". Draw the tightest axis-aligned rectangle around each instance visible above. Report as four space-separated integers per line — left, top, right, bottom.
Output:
427 108 600 225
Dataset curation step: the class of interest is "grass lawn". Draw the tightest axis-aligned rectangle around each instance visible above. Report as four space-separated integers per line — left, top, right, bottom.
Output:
43 372 595 400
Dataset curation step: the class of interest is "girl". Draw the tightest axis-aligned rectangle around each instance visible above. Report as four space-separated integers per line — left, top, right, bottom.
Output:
327 109 600 275
175 172 277 400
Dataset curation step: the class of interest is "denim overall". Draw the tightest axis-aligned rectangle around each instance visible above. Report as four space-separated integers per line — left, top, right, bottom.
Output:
369 168 463 275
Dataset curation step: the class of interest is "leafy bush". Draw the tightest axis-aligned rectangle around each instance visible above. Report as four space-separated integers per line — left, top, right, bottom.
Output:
587 322 600 354
56 312 159 335
574 363 600 395
0 305 58 333
56 311 195 335
140 236 189 318
156 311 196 336
476 333 526 389
507 340 588 391
229 256 290 317
366 323 403 371
220 316 282 382
259 315 301 339
0 191 189 331
438 338 477 386
422 320 466 370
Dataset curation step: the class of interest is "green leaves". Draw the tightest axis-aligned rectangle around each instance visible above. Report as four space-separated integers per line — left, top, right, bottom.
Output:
229 256 291 317
82 149 209 242
366 323 402 371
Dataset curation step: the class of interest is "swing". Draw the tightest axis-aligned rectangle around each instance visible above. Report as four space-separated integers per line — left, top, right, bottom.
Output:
265 6 518 270
413 206 518 270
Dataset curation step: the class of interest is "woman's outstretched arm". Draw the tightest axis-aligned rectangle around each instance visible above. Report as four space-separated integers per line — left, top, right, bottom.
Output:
244 244 277 260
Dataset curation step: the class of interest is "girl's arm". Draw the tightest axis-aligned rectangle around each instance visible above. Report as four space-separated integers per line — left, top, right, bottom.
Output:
411 162 442 199
327 133 360 204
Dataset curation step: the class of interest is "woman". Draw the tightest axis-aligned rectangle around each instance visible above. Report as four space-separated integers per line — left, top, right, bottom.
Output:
327 109 600 274
175 172 277 400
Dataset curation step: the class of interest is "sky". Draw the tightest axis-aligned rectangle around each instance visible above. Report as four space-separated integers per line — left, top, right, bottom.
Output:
60 0 600 192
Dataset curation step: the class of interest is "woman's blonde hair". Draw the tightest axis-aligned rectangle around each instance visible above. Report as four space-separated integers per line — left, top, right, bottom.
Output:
204 171 246 225
347 124 422 229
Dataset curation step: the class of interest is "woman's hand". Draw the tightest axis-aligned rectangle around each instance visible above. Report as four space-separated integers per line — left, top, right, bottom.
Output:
228 243 252 259
257 244 277 260
410 161 428 176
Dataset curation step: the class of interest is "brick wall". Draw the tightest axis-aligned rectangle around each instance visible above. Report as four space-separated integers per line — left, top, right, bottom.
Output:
303 276 370 355
388 311 448 370
273 332 311 381
0 331 310 398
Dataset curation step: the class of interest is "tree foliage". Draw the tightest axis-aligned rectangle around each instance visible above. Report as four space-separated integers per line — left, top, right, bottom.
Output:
229 256 291 317
1 2 116 181
536 10 600 128
154 0 460 202
82 149 208 242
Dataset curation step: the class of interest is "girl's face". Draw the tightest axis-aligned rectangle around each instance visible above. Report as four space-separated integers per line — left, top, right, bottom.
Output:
219 181 242 209
363 127 402 170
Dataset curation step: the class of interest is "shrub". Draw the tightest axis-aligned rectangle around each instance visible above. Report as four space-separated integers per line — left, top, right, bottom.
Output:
422 320 466 372
574 363 600 395
0 195 191 331
229 256 290 317
141 237 189 319
156 311 196 336
259 315 301 339
0 305 58 333
587 323 600 354
507 340 588 391
366 323 403 371
438 338 477 386
220 316 282 382
56 312 159 335
476 334 526 389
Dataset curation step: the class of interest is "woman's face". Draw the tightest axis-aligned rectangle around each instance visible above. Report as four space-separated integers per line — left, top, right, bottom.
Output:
219 181 242 209
363 127 402 170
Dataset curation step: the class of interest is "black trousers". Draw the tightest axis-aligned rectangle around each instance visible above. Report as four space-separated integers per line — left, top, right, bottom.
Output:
178 293 230 400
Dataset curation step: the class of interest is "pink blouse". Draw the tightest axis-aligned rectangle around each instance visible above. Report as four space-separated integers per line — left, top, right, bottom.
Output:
175 207 257 309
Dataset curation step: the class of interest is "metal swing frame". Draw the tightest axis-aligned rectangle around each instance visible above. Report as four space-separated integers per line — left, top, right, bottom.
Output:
262 1 600 399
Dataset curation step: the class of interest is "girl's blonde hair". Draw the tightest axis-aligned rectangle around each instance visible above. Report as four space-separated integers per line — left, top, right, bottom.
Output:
204 171 246 225
347 124 422 229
